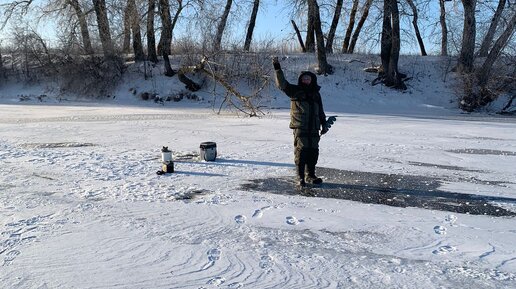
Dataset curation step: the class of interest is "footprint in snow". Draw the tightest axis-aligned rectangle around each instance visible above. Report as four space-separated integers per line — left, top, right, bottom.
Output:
1 233 21 249
207 276 225 286
25 216 42 226
252 206 271 219
234 215 246 224
259 255 274 269
433 225 447 235
227 282 243 288
207 248 221 262
445 214 458 226
432 245 457 255
3 250 20 266
286 216 299 225
252 209 263 218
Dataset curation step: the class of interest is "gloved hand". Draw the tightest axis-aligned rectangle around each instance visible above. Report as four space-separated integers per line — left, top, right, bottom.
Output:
272 56 281 70
327 116 337 125
321 116 336 135
321 125 329 135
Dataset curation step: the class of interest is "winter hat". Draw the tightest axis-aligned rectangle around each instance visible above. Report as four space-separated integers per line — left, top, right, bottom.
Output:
297 71 320 91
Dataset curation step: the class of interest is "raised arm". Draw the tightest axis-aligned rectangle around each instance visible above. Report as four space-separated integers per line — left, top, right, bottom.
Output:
273 57 296 97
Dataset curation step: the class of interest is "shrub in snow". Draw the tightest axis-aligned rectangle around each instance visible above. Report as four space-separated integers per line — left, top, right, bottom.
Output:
58 55 126 97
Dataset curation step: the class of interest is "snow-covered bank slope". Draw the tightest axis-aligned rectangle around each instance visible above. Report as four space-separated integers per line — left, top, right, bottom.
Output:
1 54 462 115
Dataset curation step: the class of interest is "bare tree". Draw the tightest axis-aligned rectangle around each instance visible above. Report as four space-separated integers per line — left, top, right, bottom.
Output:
92 0 114 57
0 0 34 30
455 0 477 73
306 1 316 53
0 43 3 80
158 0 172 55
123 2 132 53
342 0 359 53
477 12 515 88
159 0 188 75
309 0 333 74
214 0 233 51
405 0 426 56
128 0 145 61
244 0 260 51
460 12 515 111
122 0 144 60
439 0 448 56
291 19 307 52
147 0 158 63
348 0 373 54
326 0 343 53
170 0 185 38
380 0 405 89
68 0 93 55
478 0 507 57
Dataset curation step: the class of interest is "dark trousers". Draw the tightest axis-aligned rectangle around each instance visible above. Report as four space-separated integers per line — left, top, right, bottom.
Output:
293 129 320 180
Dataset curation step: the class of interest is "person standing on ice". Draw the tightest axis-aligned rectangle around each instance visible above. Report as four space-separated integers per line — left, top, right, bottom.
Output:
272 56 330 187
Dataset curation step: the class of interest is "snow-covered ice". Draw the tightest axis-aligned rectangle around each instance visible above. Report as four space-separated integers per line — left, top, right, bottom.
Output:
1 55 515 288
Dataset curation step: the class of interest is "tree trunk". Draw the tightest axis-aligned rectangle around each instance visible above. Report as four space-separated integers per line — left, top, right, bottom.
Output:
0 46 3 78
439 0 448 56
380 0 405 89
348 0 373 54
461 12 515 112
128 0 145 61
381 0 393 77
147 0 158 63
326 0 343 53
214 0 233 52
310 0 333 75
305 2 316 53
388 0 403 88
123 3 132 53
244 0 260 51
477 12 515 88
478 0 506 57
456 0 477 73
405 0 427 56
342 0 359 53
92 0 114 57
162 51 175 77
291 20 306 52
68 0 93 55
158 0 172 55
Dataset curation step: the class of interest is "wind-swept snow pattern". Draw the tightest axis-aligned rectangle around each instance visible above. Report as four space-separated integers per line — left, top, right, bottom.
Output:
1 96 516 287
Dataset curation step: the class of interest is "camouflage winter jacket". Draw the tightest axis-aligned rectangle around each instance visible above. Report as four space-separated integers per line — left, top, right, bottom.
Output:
274 69 326 133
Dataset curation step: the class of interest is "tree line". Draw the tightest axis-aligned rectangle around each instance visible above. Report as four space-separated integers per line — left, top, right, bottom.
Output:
0 0 514 112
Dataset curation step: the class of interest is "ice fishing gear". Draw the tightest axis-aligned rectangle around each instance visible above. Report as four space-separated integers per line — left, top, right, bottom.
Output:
157 146 174 175
161 146 172 162
200 142 217 161
161 162 174 173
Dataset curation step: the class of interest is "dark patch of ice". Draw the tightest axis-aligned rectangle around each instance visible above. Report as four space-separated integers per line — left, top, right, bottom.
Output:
21 142 96 149
241 167 516 217
408 161 486 173
447 149 516 156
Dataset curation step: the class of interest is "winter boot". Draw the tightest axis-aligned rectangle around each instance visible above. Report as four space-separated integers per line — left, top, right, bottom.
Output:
305 149 322 185
306 167 322 184
296 164 306 187
295 149 308 187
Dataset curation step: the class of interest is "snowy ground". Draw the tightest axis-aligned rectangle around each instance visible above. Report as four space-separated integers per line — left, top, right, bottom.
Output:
1 55 516 288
